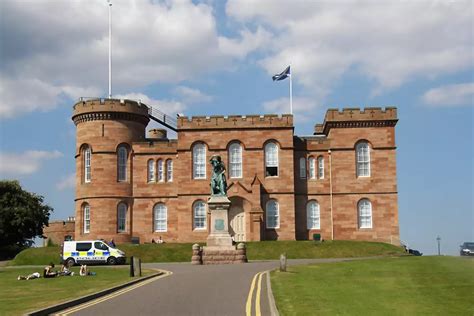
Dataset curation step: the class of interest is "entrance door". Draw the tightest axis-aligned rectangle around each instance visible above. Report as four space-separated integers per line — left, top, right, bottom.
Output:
229 206 246 242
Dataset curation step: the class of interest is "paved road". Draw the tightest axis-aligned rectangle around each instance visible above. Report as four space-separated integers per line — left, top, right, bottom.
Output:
57 258 374 316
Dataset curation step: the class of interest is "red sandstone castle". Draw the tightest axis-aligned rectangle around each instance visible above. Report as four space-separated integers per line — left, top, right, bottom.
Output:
66 98 399 244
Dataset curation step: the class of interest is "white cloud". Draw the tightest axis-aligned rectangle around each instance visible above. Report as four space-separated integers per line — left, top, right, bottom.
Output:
422 83 474 107
0 150 63 176
57 173 76 191
115 93 185 115
173 86 213 104
263 96 321 124
227 0 473 96
218 26 272 59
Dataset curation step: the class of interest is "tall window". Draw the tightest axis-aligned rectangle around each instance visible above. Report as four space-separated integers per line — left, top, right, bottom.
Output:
193 201 207 230
166 159 173 182
318 156 324 179
356 142 370 177
193 143 206 179
157 159 164 182
117 203 127 232
154 203 167 232
229 143 243 178
265 142 278 177
117 146 127 182
84 146 91 183
147 159 155 182
307 201 320 229
299 157 306 179
309 157 316 179
358 199 372 229
83 204 90 233
266 200 279 229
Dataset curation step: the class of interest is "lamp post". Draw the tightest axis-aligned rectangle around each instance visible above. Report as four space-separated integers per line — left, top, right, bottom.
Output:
436 236 441 256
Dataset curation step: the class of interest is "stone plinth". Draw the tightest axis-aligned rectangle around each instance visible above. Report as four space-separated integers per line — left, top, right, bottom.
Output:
201 243 247 265
206 196 233 247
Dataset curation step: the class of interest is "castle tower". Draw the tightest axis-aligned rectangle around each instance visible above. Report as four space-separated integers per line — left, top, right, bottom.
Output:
72 98 150 242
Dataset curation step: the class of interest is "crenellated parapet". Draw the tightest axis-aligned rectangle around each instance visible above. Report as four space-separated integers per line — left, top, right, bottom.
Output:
178 114 293 130
315 107 398 135
72 98 150 125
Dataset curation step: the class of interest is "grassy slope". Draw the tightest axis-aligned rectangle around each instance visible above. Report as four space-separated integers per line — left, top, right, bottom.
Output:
10 240 405 265
271 256 474 316
0 267 152 315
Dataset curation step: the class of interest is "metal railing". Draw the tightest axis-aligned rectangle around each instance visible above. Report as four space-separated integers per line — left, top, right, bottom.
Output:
148 106 177 131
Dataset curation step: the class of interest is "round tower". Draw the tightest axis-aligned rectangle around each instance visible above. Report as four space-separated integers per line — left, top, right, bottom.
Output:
72 98 150 242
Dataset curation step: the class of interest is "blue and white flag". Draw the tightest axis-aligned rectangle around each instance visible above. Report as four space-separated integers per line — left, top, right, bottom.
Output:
272 66 291 81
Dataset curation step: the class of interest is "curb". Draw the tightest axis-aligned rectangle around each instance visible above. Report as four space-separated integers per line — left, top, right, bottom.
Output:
27 271 165 316
265 271 279 316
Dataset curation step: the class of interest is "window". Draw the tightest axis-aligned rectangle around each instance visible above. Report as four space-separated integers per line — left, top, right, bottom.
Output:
147 159 155 182
193 201 207 230
76 242 92 251
309 157 316 179
193 143 206 179
265 142 278 177
157 159 164 182
318 156 324 179
166 159 173 182
84 146 91 183
299 157 306 179
356 142 370 177
266 200 279 229
154 203 167 232
358 199 372 229
117 146 127 181
117 203 127 232
94 242 109 251
229 143 243 178
307 201 320 229
83 204 90 234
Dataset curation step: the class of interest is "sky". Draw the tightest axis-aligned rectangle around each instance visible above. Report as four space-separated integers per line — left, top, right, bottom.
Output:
0 0 472 255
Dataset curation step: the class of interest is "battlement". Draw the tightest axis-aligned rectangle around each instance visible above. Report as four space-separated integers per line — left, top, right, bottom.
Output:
72 98 150 125
315 107 398 134
178 114 293 130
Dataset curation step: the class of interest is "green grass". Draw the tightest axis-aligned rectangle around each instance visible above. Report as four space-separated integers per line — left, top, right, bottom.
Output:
0 266 153 315
271 256 474 316
10 240 405 265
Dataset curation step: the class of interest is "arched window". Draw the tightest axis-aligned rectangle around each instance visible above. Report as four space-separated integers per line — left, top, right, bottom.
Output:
157 159 164 182
193 143 206 179
166 159 173 182
307 201 320 229
299 157 306 179
266 200 279 229
265 142 278 177
117 203 127 232
318 156 324 179
229 143 243 178
358 199 372 229
83 204 90 234
309 157 316 179
356 142 370 177
154 203 167 232
117 146 128 182
193 201 207 230
84 146 91 183
147 159 155 182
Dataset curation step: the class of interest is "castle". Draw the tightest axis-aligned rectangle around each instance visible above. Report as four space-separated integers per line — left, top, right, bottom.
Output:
54 98 399 244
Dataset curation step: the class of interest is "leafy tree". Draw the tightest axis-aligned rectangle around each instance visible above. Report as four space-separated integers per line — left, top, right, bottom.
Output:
0 180 52 248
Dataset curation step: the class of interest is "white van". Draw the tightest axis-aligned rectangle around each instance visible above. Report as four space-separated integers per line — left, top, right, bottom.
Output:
62 240 126 266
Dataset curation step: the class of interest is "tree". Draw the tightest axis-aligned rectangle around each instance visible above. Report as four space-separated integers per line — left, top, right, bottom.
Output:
0 180 52 248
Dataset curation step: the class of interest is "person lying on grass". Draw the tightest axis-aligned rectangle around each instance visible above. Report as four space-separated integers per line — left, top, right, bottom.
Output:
17 272 41 280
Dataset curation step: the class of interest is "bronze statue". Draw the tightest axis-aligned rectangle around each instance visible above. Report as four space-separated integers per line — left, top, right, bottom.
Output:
210 155 227 196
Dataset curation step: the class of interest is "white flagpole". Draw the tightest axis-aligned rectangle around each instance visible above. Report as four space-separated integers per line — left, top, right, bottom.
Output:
108 0 112 98
289 65 293 115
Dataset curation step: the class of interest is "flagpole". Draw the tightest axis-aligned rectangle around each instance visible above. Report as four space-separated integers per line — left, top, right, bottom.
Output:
289 65 293 115
108 0 112 98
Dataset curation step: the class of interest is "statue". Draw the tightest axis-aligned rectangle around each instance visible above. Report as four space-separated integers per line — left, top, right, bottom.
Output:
210 155 227 196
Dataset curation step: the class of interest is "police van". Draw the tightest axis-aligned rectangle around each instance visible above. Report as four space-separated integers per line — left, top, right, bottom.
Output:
62 240 126 266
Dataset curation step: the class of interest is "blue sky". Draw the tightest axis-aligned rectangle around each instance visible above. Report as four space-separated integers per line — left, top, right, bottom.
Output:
0 0 472 255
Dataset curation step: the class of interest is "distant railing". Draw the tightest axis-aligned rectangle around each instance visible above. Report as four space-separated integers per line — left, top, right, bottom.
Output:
148 106 177 131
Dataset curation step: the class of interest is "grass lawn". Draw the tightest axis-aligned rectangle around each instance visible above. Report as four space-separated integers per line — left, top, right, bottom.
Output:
0 266 153 315
271 256 474 316
10 240 405 265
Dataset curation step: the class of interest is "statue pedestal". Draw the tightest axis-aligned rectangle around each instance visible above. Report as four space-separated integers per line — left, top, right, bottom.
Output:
206 196 233 247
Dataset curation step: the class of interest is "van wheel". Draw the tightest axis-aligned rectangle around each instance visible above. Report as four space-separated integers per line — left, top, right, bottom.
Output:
66 258 76 267
107 257 117 265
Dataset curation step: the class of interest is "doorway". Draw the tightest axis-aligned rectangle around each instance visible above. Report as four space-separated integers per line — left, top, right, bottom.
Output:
229 206 246 242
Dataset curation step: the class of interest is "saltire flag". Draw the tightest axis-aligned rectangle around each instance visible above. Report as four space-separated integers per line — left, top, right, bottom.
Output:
272 66 291 81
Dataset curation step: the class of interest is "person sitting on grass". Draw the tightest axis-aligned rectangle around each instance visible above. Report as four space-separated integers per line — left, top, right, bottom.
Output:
17 272 41 280
157 236 164 244
43 262 58 278
59 263 74 276
79 264 96 276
